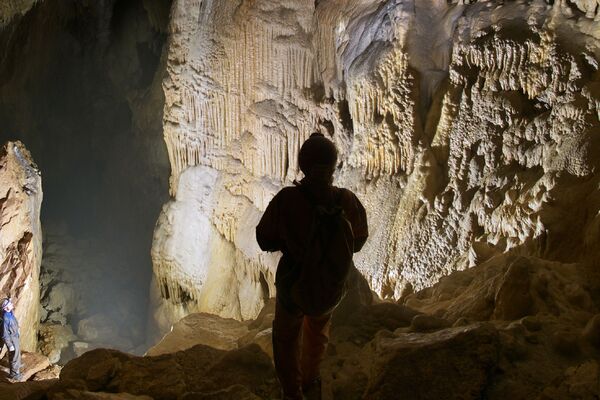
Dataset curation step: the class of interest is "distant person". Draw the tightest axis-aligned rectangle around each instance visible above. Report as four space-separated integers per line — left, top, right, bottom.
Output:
1 298 22 382
256 133 368 400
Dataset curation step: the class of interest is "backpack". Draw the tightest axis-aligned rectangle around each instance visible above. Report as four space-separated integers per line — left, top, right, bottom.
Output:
289 186 355 316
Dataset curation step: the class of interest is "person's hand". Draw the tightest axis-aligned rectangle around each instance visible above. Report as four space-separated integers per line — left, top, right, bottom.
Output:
8 346 15 352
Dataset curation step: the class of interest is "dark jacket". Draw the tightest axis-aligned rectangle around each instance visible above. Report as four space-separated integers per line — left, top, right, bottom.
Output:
2 311 19 349
256 182 368 297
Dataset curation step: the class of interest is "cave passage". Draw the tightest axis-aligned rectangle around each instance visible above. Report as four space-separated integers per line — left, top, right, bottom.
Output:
0 0 171 351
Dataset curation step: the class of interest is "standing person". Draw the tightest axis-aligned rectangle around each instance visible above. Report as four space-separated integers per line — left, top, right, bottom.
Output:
256 133 368 400
1 298 22 382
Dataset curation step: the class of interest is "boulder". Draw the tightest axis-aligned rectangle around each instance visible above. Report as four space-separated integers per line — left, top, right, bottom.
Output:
38 324 76 364
541 361 600 400
180 385 262 400
32 365 61 381
364 324 499 399
0 380 56 400
492 257 535 320
146 313 249 356
53 344 277 400
72 342 91 358
410 314 450 332
49 391 153 400
77 315 119 343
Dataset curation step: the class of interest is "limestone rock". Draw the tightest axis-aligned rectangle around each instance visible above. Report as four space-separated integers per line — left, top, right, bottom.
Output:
364 324 500 399
77 315 119 343
409 314 450 332
49 391 153 400
41 283 78 325
38 324 76 364
32 365 61 381
0 141 43 351
237 329 273 360
146 313 250 356
180 385 262 400
14 257 600 398
0 351 50 383
75 314 135 352
72 342 91 359
405 254 596 324
582 314 600 348
150 0 600 339
541 361 600 400
0 0 38 28
0 380 56 400
52 344 278 400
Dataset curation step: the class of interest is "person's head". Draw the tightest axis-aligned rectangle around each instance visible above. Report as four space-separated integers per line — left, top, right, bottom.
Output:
298 132 338 184
1 298 13 312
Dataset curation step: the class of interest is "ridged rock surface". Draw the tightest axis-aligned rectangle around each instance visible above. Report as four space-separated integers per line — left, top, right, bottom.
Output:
0 141 42 351
150 0 600 335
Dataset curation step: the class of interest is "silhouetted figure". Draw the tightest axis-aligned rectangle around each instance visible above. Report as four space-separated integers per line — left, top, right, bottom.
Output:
256 133 368 400
1 298 22 382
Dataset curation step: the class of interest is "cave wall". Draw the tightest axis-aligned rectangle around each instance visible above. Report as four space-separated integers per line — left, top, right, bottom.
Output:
0 141 42 351
0 0 38 28
150 0 600 335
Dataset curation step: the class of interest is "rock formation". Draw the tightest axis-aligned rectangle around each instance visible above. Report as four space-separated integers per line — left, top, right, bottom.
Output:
0 0 37 28
0 1 599 398
150 0 600 338
8 254 599 398
0 141 42 351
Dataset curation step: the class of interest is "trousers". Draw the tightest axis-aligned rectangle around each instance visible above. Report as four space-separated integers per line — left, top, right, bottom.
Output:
272 298 331 400
7 340 21 380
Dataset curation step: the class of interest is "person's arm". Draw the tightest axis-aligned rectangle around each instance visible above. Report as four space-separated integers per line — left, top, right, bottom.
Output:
256 192 283 252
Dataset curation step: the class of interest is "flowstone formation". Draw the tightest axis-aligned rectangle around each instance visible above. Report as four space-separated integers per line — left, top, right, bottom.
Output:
151 0 600 336
0 141 42 351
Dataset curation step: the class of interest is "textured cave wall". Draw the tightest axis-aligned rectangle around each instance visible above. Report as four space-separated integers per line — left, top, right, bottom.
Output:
0 0 38 28
0 0 171 351
0 141 42 351
150 0 600 335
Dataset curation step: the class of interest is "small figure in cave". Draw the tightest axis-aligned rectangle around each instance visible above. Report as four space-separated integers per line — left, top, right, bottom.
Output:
256 132 368 400
1 298 22 382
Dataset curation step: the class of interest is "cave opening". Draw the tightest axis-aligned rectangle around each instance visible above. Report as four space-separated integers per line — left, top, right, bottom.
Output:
0 0 171 356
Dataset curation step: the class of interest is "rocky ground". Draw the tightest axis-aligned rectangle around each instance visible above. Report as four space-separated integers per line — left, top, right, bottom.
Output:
0 254 598 399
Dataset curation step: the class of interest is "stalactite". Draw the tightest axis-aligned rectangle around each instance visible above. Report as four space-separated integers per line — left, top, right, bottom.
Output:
346 47 417 177
164 12 321 193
